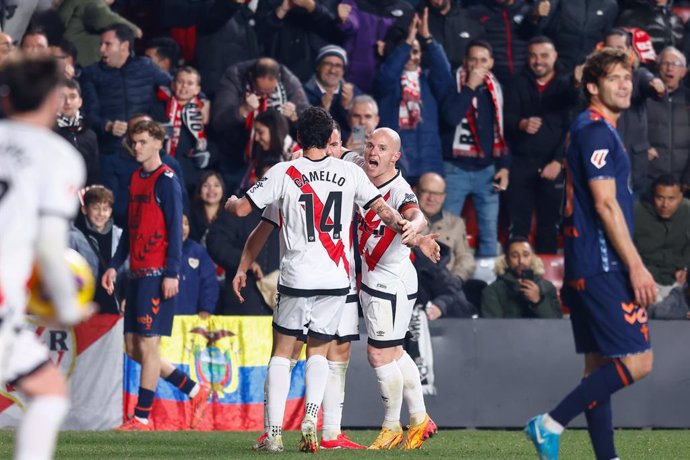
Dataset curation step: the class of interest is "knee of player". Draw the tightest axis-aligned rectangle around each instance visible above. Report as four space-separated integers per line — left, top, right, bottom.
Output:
627 351 654 382
327 341 352 362
367 347 391 368
635 352 654 381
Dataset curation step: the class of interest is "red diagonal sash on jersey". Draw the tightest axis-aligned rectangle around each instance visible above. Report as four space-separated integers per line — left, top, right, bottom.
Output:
286 166 349 276
359 191 396 271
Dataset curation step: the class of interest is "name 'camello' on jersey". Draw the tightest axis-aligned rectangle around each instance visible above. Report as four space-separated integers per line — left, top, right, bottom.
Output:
246 156 381 296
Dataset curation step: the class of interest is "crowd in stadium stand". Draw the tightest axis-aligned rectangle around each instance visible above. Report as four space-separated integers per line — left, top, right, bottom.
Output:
5 0 690 319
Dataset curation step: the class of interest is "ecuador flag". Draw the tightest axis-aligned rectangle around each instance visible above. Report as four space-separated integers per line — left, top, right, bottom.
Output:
123 315 306 431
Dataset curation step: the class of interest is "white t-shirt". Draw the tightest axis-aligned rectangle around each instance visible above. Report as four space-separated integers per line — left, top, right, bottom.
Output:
358 171 419 295
247 155 380 295
0 121 85 321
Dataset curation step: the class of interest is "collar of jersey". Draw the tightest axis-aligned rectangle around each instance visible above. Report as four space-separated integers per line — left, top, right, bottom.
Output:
376 170 400 189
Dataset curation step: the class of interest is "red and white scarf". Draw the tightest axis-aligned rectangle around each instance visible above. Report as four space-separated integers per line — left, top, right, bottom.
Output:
452 67 508 159
243 81 288 163
157 86 207 156
399 69 422 130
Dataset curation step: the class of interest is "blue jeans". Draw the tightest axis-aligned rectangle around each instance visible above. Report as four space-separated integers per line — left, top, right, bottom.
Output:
443 161 499 257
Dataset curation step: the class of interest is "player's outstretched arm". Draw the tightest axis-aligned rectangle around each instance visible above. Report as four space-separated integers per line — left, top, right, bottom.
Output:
36 215 91 325
370 196 405 233
233 220 274 303
590 179 656 307
401 207 429 244
224 195 253 217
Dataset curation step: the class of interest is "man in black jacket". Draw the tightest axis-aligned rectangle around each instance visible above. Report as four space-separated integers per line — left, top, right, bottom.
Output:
418 0 484 72
55 79 100 185
205 208 280 315
467 0 547 86
414 244 476 320
504 35 578 254
542 0 618 72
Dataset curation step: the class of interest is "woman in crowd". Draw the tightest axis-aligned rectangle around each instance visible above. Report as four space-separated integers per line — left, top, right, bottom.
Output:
240 109 298 189
188 170 226 245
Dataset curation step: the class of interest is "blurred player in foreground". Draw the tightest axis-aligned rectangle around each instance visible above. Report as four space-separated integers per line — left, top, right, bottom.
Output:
0 55 88 459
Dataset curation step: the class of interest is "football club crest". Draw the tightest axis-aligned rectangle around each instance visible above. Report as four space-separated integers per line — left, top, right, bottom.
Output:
590 149 609 169
188 257 199 269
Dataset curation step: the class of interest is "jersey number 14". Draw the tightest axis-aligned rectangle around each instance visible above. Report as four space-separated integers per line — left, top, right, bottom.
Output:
299 192 343 241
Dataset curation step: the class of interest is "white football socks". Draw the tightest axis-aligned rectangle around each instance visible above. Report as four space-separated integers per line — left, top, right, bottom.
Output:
322 360 348 441
263 358 298 434
397 352 427 426
374 361 403 431
543 413 565 434
16 396 69 460
266 356 291 438
304 355 328 422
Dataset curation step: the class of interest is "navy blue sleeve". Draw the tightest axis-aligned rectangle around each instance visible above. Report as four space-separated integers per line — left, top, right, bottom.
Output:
440 85 476 126
577 122 617 181
197 247 220 314
109 226 130 270
156 171 183 277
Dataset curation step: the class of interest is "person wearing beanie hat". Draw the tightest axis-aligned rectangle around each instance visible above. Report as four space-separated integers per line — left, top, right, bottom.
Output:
304 44 362 143
316 44 349 67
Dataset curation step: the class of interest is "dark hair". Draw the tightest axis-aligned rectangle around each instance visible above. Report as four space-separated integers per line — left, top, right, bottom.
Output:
251 58 280 81
83 185 114 207
20 28 48 47
606 28 631 48
129 119 166 141
61 78 81 96
465 39 493 58
100 23 136 54
504 235 532 255
332 119 341 135
145 36 180 68
0 55 62 113
254 109 290 172
582 48 632 102
255 109 289 153
652 174 681 192
527 35 555 48
193 170 226 211
297 106 333 150
55 38 78 62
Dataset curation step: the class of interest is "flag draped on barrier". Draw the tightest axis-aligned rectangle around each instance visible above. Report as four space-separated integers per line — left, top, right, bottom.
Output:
0 314 123 430
123 315 306 431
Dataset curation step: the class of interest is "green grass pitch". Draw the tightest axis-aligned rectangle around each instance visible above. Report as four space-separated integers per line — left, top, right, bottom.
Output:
1 429 689 459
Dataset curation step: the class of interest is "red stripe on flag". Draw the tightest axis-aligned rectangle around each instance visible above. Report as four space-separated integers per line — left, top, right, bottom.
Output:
123 392 309 431
74 314 121 355
285 166 349 275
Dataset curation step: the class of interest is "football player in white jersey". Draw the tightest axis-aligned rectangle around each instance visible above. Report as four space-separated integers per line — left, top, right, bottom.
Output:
233 125 367 451
225 107 425 452
359 128 438 450
0 55 88 459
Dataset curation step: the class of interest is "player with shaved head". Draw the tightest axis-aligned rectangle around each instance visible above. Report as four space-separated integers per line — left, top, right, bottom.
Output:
359 127 438 450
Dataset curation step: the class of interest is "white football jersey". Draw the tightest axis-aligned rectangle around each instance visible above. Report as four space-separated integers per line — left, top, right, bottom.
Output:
0 121 85 321
247 155 380 295
358 171 419 295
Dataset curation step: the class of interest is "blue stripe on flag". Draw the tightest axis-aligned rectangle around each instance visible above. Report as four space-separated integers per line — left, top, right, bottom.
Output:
124 355 306 404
